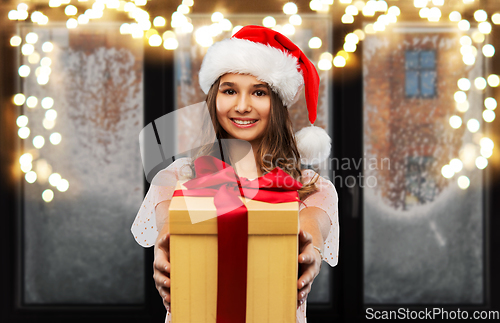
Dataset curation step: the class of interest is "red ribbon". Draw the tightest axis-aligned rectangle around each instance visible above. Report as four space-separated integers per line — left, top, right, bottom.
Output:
173 156 302 323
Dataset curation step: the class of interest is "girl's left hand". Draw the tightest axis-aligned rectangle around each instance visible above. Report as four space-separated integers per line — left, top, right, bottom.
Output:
297 229 322 308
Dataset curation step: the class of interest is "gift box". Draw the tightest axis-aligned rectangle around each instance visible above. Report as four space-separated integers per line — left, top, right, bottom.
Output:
169 179 299 322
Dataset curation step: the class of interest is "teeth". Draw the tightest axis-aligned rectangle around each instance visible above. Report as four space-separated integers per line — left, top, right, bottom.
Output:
233 119 257 125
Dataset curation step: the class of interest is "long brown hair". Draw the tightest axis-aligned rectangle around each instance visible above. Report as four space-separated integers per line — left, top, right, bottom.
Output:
188 75 319 200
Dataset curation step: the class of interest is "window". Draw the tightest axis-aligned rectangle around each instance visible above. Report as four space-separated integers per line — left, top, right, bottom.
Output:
404 155 438 209
405 50 437 98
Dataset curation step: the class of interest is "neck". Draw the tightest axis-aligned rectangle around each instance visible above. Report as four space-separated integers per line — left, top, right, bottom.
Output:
226 139 263 179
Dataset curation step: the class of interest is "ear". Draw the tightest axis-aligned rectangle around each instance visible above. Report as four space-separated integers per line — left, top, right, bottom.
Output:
288 83 304 108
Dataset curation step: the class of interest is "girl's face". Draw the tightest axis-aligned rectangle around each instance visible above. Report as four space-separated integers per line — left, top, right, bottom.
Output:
216 73 271 148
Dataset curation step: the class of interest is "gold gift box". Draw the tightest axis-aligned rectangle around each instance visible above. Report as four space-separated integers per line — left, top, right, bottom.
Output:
169 180 299 322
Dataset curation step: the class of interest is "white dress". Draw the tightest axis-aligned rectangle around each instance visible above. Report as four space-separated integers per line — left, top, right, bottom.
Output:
131 157 339 323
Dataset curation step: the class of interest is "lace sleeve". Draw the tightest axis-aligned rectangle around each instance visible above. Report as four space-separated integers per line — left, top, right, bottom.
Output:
299 170 339 267
130 157 193 247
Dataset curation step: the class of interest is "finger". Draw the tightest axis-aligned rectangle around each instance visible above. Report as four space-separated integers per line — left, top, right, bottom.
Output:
298 250 315 264
164 302 171 314
298 230 312 254
298 229 312 244
297 266 317 289
156 276 171 289
154 256 171 274
154 271 169 288
158 233 171 262
297 297 306 308
159 286 171 303
297 283 312 301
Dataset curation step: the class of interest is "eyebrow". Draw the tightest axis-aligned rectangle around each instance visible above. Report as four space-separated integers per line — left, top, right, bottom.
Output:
219 82 268 89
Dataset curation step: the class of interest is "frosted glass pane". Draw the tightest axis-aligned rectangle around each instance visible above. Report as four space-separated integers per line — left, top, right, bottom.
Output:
20 24 145 304
363 28 484 304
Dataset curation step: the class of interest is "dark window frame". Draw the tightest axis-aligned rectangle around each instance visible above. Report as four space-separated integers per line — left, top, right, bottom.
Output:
405 50 437 99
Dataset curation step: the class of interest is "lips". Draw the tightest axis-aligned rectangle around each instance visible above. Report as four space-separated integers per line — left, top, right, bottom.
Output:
230 118 259 128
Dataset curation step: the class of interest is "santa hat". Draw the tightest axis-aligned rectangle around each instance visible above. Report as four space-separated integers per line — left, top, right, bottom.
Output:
198 25 331 165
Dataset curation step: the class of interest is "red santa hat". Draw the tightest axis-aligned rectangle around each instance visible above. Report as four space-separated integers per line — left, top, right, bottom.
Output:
198 25 331 165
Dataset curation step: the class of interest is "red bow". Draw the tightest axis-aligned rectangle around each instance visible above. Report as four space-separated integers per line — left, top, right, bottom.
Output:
173 155 302 322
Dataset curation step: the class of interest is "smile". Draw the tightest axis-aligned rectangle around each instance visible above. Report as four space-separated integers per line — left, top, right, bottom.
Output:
230 118 259 128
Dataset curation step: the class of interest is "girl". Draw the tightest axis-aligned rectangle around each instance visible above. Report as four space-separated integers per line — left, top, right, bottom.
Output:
131 25 339 323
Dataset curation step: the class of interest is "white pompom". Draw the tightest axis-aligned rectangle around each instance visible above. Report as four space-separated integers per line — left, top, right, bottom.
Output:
295 125 331 165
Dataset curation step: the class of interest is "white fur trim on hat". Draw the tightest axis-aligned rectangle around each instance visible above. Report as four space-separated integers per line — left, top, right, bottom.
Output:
199 38 304 107
295 125 331 165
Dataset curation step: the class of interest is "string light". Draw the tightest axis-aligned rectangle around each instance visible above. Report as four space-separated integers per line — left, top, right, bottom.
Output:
482 44 495 57
308 37 322 49
457 176 470 189
449 11 461 22
458 20 470 31
487 74 500 87
441 164 454 178
474 9 487 22
450 158 463 172
467 119 480 133
78 14 90 24
28 52 41 64
25 171 37 184
289 14 302 25
18 65 30 77
148 34 162 47
220 19 232 31
262 16 276 28
153 16 166 27
26 96 38 108
33 135 45 149
18 127 30 139
283 2 298 15
478 21 492 34
50 132 62 145
354 29 365 41
454 91 467 103
342 14 354 24
449 115 462 129
310 0 322 11
474 77 487 90
484 97 496 110
42 42 54 52
65 5 78 16
333 56 346 67
13 94 26 106
457 78 471 91
483 110 495 122
318 58 332 70
456 101 469 113
16 115 28 127
22 44 34 56
41 57 52 67
493 13 500 25
472 31 485 43
45 109 57 121
480 137 494 150
282 24 296 35
57 179 70 192
41 97 54 109
42 189 54 203
43 118 56 130
211 12 223 23
346 5 359 16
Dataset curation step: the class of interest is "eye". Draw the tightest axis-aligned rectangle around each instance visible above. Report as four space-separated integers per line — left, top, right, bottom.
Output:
223 89 236 95
254 90 267 97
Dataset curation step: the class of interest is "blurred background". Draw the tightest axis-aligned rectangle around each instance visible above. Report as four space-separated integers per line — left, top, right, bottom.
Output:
1 0 500 322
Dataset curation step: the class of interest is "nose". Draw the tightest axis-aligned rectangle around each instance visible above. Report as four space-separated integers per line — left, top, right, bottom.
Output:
235 92 252 113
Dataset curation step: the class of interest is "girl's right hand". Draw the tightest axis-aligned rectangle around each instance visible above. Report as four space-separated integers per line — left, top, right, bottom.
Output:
153 232 171 312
